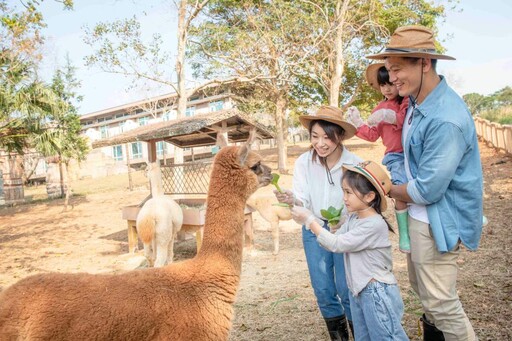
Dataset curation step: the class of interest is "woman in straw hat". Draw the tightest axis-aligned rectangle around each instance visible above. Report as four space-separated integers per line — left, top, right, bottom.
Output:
291 160 409 340
345 62 411 254
274 105 361 340
368 25 483 341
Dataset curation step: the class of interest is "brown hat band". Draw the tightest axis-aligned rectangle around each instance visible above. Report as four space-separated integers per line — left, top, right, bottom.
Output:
384 47 437 54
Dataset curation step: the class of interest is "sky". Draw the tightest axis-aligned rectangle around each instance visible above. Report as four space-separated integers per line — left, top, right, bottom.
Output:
36 0 512 116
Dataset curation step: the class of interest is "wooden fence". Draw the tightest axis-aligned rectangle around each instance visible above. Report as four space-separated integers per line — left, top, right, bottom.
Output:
474 117 512 154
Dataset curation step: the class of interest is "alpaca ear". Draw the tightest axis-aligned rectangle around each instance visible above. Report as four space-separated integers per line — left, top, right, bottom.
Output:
246 128 258 147
216 133 228 148
238 129 257 165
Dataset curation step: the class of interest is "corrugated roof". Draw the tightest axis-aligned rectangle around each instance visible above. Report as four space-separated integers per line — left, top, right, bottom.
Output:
91 108 274 149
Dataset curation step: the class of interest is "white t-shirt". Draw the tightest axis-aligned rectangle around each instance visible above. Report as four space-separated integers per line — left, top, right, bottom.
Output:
402 105 429 223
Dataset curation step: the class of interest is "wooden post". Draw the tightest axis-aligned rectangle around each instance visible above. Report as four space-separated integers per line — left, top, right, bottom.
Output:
125 143 133 191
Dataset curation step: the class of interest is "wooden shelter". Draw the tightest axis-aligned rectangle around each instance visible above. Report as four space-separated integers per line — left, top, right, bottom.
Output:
92 108 274 163
92 108 274 254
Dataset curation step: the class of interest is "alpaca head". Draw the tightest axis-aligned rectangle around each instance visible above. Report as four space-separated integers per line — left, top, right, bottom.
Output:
211 130 272 200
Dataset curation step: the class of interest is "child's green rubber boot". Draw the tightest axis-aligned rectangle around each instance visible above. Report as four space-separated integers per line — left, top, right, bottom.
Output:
395 209 410 253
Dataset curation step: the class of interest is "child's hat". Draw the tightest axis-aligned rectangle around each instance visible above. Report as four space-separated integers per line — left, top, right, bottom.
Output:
299 105 357 139
365 63 386 92
366 25 455 60
343 161 391 211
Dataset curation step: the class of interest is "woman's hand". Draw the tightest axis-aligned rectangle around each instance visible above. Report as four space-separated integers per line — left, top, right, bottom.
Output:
273 188 296 206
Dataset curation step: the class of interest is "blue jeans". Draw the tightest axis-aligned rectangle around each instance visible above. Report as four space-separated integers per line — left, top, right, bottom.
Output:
349 281 409 340
382 152 407 185
302 223 351 320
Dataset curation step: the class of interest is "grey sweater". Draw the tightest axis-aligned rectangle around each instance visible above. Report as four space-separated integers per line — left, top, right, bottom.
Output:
317 213 397 296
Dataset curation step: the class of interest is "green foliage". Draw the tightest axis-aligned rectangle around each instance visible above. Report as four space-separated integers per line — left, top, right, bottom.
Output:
320 205 344 227
270 173 282 193
464 86 512 118
479 106 512 125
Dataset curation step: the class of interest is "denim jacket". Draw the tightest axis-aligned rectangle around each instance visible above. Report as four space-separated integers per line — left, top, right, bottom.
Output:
405 76 483 253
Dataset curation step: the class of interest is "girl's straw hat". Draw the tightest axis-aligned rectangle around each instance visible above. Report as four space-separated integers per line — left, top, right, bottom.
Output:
343 161 391 211
366 25 455 61
365 63 386 92
299 105 356 139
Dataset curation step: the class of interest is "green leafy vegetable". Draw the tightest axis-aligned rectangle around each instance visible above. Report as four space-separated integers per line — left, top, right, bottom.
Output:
320 206 344 227
272 203 291 207
271 173 283 193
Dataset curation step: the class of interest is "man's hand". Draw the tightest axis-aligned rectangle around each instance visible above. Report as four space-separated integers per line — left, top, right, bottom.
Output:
367 109 397 126
346 106 364 128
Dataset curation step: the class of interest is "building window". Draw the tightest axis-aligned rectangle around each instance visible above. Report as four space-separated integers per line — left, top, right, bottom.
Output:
209 100 224 112
131 142 143 159
119 121 125 133
138 116 149 126
156 141 167 156
185 106 195 117
100 125 108 139
112 145 123 161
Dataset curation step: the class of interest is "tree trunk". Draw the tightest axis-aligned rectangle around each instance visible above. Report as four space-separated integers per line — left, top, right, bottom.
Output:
275 94 288 173
328 0 347 107
174 0 188 165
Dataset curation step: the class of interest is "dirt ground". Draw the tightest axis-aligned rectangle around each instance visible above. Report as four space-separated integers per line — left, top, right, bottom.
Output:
0 138 510 341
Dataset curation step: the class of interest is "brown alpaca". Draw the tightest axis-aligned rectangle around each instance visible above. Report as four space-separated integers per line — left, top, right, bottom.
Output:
0 131 272 341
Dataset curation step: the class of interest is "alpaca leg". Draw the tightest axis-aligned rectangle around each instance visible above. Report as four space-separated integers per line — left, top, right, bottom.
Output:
243 214 254 253
154 236 169 268
166 231 177 264
271 220 280 255
195 227 203 253
143 243 154 267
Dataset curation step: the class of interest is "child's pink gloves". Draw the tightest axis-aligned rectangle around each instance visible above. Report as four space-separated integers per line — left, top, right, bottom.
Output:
367 109 397 126
291 206 321 230
346 106 364 128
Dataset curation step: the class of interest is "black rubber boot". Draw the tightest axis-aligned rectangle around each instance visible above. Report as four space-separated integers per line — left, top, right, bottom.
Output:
324 315 350 341
421 314 445 341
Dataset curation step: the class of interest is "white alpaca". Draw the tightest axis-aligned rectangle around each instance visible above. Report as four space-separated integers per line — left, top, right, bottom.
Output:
246 194 292 255
136 162 183 267
0 130 272 340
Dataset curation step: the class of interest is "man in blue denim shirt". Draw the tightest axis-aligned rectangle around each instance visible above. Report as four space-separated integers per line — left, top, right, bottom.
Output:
367 26 483 341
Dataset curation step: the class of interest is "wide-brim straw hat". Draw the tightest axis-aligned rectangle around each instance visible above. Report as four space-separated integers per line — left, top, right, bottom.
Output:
366 25 455 60
299 105 356 140
365 63 386 92
343 161 391 211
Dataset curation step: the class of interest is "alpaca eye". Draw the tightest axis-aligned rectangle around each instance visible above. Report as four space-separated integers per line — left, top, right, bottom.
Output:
250 162 261 173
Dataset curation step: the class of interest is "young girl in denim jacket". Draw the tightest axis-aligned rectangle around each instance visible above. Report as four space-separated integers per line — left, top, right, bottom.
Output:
291 161 409 340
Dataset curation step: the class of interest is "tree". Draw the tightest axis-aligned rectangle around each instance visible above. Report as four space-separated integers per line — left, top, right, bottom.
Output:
41 57 89 207
1 0 74 152
83 0 213 165
190 0 325 172
189 0 448 172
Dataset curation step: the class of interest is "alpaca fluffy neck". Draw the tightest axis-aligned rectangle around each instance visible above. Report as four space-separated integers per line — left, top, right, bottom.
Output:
149 163 164 197
197 185 247 275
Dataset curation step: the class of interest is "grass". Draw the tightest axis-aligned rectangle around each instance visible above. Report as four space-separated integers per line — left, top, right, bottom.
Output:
479 106 512 125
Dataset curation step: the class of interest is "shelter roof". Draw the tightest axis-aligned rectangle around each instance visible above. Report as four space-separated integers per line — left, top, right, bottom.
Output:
91 108 274 149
